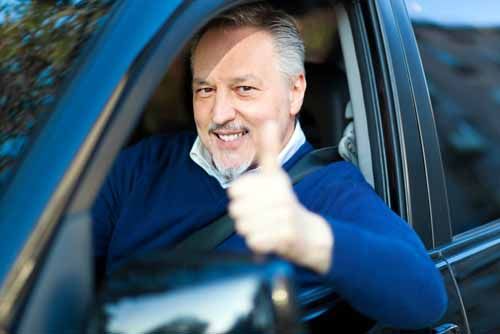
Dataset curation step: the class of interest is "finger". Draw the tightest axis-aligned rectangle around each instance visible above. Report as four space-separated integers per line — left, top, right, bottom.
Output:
258 121 281 173
229 196 291 222
245 233 277 254
227 173 261 199
228 170 288 198
233 211 281 236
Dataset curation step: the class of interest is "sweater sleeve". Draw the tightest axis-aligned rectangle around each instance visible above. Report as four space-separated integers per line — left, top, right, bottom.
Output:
307 165 448 329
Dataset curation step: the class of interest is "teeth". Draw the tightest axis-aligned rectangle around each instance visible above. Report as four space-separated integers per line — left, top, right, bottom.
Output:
218 132 244 142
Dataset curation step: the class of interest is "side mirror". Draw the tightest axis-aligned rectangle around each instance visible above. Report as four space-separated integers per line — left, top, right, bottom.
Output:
87 252 305 334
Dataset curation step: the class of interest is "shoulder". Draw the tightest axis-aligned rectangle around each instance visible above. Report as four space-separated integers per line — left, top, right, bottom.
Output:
116 132 196 168
324 161 366 182
294 160 372 205
101 131 197 196
105 132 196 185
303 160 367 185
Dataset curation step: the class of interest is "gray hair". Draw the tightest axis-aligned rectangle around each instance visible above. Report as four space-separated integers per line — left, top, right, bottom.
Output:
190 2 305 82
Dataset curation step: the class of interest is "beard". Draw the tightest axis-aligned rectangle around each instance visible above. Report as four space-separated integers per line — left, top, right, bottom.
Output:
211 150 254 183
207 121 254 183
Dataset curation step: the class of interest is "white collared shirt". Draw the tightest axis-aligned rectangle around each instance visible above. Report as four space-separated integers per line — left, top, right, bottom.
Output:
190 121 306 188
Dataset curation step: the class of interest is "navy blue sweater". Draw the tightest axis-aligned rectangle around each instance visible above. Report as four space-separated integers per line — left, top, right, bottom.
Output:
92 133 447 329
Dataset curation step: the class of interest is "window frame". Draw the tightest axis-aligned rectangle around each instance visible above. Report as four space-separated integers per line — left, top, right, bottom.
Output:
403 0 500 238
351 0 454 249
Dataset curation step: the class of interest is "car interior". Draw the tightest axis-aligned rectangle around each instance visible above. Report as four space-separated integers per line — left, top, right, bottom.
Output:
124 1 375 188
126 2 359 169
106 0 376 332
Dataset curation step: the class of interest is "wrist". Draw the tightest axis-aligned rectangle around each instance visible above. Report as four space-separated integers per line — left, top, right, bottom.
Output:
301 210 334 274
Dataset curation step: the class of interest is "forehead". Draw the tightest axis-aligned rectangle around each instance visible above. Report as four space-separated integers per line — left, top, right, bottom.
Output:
192 26 279 81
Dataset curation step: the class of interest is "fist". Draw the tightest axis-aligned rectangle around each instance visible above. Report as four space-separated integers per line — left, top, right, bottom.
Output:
227 122 333 274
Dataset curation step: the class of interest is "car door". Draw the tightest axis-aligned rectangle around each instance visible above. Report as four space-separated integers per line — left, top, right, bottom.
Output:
403 1 500 333
349 0 473 333
356 0 500 333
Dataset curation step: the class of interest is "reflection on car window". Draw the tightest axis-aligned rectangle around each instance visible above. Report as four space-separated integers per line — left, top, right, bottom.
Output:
0 0 117 190
406 0 500 234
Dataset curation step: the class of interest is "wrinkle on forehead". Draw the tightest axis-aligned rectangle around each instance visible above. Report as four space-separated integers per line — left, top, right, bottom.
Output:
192 26 278 84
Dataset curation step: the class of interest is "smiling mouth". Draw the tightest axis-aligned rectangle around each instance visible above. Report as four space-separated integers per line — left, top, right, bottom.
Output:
213 130 249 142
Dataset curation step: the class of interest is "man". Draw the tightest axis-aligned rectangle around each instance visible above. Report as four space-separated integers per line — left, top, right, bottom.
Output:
92 3 447 329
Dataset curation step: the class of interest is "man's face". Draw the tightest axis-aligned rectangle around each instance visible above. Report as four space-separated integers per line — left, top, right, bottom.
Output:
192 26 305 176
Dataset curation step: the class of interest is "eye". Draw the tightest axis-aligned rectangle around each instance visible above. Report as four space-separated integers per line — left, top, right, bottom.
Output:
195 87 214 97
236 86 256 95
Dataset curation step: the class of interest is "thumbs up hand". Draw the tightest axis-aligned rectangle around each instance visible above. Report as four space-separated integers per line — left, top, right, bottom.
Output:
228 121 334 274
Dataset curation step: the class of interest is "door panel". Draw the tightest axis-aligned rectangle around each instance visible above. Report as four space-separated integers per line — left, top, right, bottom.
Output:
400 0 500 332
15 214 92 334
442 225 500 334
434 259 470 334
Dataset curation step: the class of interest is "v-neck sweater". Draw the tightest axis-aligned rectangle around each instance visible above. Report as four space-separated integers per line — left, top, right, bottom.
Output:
92 132 447 329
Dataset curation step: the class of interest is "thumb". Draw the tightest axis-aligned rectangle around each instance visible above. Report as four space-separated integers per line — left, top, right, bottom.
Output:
258 121 281 173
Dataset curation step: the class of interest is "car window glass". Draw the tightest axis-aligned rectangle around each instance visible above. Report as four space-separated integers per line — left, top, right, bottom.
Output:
0 0 117 191
405 0 500 235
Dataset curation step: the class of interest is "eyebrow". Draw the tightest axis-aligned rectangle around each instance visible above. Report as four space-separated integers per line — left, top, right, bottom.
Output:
192 74 263 87
192 78 211 87
229 75 263 86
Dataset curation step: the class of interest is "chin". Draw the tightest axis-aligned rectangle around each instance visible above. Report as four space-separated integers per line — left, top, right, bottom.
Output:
212 152 254 181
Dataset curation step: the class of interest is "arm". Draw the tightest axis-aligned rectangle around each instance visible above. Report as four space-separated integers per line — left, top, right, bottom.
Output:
230 168 447 328
316 177 448 329
227 123 447 328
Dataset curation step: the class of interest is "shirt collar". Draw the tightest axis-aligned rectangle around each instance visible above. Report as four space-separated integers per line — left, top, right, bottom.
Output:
190 121 306 188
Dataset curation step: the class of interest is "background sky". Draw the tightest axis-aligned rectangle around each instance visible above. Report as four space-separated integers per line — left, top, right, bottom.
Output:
406 0 500 27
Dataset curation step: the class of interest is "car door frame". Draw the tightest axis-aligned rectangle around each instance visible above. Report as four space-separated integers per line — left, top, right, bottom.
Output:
360 0 452 249
353 0 475 332
390 1 500 333
392 0 500 333
361 0 500 333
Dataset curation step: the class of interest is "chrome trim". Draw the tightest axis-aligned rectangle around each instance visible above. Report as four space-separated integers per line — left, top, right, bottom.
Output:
445 238 500 266
452 219 500 244
433 323 460 334
435 260 447 270
297 286 336 305
445 262 471 334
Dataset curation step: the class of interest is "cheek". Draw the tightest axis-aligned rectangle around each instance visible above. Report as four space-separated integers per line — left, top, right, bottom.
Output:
193 104 209 129
239 96 280 124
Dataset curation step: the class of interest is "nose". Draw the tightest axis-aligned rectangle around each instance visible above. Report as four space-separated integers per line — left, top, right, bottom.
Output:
212 90 236 125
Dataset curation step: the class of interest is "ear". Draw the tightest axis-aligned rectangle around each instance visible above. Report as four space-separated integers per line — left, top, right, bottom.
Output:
289 73 307 117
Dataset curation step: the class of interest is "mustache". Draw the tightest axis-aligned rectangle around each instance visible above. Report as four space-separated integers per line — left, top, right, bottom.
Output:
208 122 250 133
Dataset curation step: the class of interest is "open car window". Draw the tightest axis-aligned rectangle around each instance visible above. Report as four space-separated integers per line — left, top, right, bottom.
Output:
93 0 359 324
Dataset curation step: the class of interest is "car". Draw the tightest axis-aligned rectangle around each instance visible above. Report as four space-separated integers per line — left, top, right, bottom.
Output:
0 0 499 333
